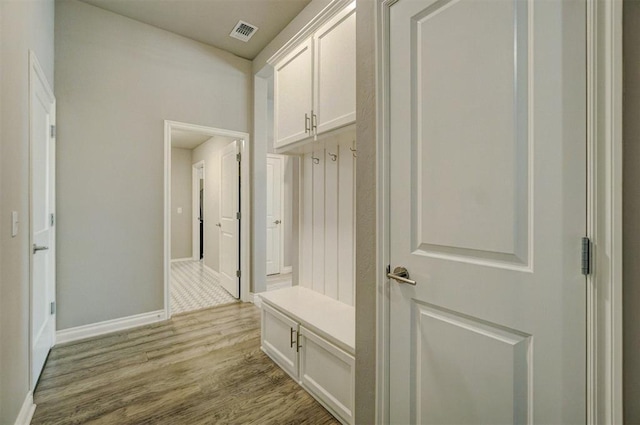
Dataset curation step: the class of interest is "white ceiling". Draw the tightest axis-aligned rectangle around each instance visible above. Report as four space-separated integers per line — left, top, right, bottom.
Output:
79 0 312 60
171 129 212 149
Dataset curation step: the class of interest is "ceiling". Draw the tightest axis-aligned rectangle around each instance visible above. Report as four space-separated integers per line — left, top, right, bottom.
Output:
79 0 312 60
171 129 213 149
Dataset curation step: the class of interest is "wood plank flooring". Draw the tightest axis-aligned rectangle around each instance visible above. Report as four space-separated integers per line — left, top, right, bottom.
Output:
32 303 340 425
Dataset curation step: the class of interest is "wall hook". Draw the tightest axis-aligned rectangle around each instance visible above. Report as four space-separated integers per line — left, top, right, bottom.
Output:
312 156 320 165
328 152 337 162
349 143 357 158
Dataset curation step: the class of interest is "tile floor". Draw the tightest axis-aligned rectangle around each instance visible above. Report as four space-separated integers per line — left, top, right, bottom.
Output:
171 260 237 314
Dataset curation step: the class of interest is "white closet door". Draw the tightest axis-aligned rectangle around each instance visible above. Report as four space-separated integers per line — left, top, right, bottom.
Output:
387 0 587 423
219 141 239 298
266 155 283 276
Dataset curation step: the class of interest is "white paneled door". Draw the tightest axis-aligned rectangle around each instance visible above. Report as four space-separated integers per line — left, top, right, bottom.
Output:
266 155 283 276
219 141 240 298
387 0 587 423
30 52 56 389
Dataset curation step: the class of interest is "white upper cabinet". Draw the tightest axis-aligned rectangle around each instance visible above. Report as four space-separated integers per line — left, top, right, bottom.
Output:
274 39 314 149
313 2 356 135
272 2 356 151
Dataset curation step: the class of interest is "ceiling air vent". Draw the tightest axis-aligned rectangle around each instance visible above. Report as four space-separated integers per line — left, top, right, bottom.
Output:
230 20 258 42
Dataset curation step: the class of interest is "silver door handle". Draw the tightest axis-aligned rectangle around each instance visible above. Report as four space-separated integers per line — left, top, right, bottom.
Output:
274 220 281 225
215 223 221 227
387 266 416 285
33 244 49 254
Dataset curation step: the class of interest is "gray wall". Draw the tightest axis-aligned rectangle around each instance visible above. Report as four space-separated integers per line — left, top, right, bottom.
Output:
192 136 234 273
624 2 640 422
0 0 55 423
171 148 192 260
355 0 377 422
55 0 252 330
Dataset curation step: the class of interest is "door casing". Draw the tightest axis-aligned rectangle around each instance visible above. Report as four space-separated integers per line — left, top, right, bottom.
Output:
164 121 251 318
192 160 205 261
373 0 624 423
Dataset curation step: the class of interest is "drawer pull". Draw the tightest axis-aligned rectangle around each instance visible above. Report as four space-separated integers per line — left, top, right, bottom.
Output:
290 327 296 348
296 331 302 353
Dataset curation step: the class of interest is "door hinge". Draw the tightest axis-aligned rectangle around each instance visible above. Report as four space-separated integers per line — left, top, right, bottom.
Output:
236 212 241 220
236 153 241 162
582 237 592 276
50 125 56 139
50 301 56 315
50 213 55 227
236 270 241 278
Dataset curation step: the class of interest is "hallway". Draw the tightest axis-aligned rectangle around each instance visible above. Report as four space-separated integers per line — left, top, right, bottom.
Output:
31 303 338 424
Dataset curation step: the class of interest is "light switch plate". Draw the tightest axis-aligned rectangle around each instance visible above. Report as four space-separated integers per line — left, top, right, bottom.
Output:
11 211 18 237
177 207 183 214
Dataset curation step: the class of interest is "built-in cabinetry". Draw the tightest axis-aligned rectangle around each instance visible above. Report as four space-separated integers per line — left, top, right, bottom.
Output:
273 2 356 151
261 287 355 425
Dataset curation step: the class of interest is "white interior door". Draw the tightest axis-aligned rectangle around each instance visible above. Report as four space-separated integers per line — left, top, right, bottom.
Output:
387 0 587 423
30 52 56 389
266 155 283 276
219 141 240 298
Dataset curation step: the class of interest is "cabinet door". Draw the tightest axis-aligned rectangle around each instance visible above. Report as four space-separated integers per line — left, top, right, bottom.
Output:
261 303 299 380
274 39 313 148
313 2 356 135
299 326 354 425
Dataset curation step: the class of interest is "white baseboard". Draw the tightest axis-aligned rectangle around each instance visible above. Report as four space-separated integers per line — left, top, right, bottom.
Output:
14 391 36 425
281 266 292 275
249 292 262 308
56 310 166 345
203 264 220 279
170 257 193 263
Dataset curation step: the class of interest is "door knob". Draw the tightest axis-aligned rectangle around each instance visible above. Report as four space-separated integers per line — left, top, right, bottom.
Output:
33 244 49 254
274 220 281 225
387 266 416 285
215 223 222 227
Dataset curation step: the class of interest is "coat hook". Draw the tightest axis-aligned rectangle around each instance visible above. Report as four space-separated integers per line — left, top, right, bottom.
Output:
328 152 337 162
312 156 320 164
349 143 357 158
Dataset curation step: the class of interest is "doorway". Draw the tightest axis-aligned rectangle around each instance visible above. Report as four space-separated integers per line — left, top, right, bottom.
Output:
164 121 251 318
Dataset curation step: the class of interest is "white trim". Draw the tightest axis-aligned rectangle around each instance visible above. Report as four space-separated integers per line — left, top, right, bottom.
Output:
192 160 205 262
55 310 166 345
266 0 353 66
14 391 36 425
375 2 393 423
249 292 263 308
170 257 192 263
164 120 252 320
374 0 623 423
282 266 293 275
203 263 220 279
587 0 624 423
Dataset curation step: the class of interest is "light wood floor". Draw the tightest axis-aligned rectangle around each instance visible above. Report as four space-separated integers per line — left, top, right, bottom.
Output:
32 302 339 425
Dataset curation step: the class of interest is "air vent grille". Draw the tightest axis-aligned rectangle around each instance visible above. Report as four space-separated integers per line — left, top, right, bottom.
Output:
230 21 258 42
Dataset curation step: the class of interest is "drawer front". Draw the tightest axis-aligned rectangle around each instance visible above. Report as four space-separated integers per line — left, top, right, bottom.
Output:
261 303 299 380
299 326 355 424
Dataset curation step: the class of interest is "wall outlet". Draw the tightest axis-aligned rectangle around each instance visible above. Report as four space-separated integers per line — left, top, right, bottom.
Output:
177 207 183 214
11 211 18 237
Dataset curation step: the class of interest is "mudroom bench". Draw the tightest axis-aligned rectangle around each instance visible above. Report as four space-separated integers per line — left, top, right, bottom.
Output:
259 286 355 425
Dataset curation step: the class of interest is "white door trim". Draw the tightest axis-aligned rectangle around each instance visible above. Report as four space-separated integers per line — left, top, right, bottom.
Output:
373 0 623 423
28 50 56 391
192 160 205 262
267 153 287 275
164 121 251 319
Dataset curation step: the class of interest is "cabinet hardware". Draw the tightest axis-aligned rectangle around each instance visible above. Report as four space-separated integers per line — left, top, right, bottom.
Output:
296 331 302 352
328 152 337 161
305 113 310 133
311 111 318 132
312 156 320 165
290 327 296 348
